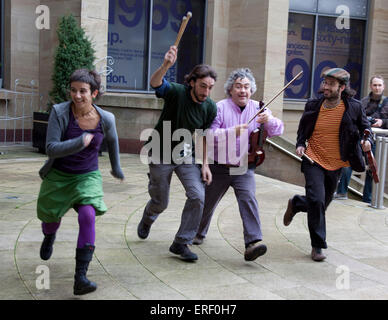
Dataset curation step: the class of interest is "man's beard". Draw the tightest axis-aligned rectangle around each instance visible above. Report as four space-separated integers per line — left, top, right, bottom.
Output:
192 87 206 102
325 87 341 102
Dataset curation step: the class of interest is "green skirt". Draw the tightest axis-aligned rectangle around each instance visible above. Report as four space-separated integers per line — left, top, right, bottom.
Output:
37 168 107 223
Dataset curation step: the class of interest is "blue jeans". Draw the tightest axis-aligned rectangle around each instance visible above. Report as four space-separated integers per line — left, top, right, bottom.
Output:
336 167 352 195
336 143 376 203
362 142 376 203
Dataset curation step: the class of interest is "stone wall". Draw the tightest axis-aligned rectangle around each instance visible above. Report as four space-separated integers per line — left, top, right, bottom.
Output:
38 0 82 110
205 0 230 102
38 0 109 109
2 0 388 152
98 93 163 154
206 0 289 120
80 0 109 91
0 0 40 142
3 0 40 91
363 0 388 94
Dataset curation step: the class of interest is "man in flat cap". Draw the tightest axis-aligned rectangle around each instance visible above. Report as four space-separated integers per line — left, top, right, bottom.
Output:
282 68 372 262
335 75 388 203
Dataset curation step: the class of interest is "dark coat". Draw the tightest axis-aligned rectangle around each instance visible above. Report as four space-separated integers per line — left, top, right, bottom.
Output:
361 94 388 129
296 96 372 172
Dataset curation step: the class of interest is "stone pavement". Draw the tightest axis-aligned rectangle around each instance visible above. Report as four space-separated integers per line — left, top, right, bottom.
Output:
1 146 388 300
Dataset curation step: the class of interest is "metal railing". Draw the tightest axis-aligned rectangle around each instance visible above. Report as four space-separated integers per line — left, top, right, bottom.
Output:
371 128 388 209
0 79 39 146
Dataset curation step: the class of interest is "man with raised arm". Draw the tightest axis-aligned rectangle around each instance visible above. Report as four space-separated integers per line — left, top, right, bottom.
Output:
137 45 217 262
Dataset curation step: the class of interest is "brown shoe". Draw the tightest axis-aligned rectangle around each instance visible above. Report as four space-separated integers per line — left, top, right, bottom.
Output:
193 236 204 245
311 247 326 262
283 199 295 226
244 242 267 261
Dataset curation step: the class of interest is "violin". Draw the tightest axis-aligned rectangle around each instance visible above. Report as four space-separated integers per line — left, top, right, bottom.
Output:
363 129 379 183
246 71 304 167
248 101 268 167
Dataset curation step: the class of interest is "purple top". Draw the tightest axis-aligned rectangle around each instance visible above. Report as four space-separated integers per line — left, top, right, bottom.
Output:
53 110 103 174
207 98 284 165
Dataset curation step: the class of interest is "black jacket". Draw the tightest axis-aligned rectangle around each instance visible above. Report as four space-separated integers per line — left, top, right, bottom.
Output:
296 96 372 172
361 94 388 129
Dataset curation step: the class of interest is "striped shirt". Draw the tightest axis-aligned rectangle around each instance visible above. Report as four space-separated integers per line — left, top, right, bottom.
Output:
305 100 350 170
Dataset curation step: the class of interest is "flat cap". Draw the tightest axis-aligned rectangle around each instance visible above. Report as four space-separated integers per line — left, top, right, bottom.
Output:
321 68 350 84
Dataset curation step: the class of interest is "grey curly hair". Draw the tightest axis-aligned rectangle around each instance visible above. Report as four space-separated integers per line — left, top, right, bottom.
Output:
224 68 257 97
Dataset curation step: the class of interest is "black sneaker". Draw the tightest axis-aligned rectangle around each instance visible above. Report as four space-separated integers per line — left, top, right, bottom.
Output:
137 219 151 239
169 241 198 261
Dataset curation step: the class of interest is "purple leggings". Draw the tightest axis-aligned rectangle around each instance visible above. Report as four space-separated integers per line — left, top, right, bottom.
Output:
41 204 96 248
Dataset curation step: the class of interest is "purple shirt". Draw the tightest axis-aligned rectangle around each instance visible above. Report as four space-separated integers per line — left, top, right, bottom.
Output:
53 110 103 174
207 98 284 165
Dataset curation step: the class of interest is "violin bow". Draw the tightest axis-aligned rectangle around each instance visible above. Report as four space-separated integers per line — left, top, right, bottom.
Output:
248 70 303 124
363 129 379 183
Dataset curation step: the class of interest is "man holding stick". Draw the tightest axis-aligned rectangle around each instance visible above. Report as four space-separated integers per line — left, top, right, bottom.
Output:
137 45 217 262
283 68 372 261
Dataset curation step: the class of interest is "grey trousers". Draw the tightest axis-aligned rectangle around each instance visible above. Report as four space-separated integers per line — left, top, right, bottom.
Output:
196 164 263 245
142 163 205 245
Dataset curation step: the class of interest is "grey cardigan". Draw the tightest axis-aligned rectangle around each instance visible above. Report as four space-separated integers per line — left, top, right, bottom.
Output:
39 101 124 180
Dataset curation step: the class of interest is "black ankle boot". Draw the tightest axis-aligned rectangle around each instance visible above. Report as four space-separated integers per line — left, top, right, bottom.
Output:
73 244 97 295
40 233 56 261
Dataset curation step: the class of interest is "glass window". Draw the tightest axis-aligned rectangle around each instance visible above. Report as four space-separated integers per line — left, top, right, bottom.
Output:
150 0 205 85
314 16 366 98
285 1 368 100
284 13 315 99
289 0 318 13
107 0 206 92
108 0 149 91
317 0 368 18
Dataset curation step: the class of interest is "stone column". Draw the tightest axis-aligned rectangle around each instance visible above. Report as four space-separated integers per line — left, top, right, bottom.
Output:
363 0 388 95
5 0 40 91
262 0 289 119
205 0 289 119
39 0 82 109
205 0 231 102
80 0 109 91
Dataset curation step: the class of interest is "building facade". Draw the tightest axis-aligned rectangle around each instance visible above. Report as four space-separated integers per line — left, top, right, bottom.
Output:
1 0 388 151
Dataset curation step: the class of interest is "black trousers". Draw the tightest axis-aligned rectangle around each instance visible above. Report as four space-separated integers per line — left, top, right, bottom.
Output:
292 159 341 249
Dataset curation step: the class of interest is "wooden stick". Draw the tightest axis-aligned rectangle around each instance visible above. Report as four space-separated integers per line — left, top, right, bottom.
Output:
248 70 303 124
174 12 192 47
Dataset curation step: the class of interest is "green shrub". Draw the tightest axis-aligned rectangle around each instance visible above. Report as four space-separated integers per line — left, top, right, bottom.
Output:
48 14 95 110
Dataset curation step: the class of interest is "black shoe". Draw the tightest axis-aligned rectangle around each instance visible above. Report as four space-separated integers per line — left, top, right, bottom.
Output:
137 219 151 239
74 244 97 295
244 242 267 261
169 241 198 261
40 233 56 261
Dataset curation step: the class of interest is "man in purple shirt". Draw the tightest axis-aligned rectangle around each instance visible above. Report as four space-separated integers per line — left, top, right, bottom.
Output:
193 68 284 261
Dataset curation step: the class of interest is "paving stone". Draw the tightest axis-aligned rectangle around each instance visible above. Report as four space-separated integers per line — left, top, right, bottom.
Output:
1 149 388 300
